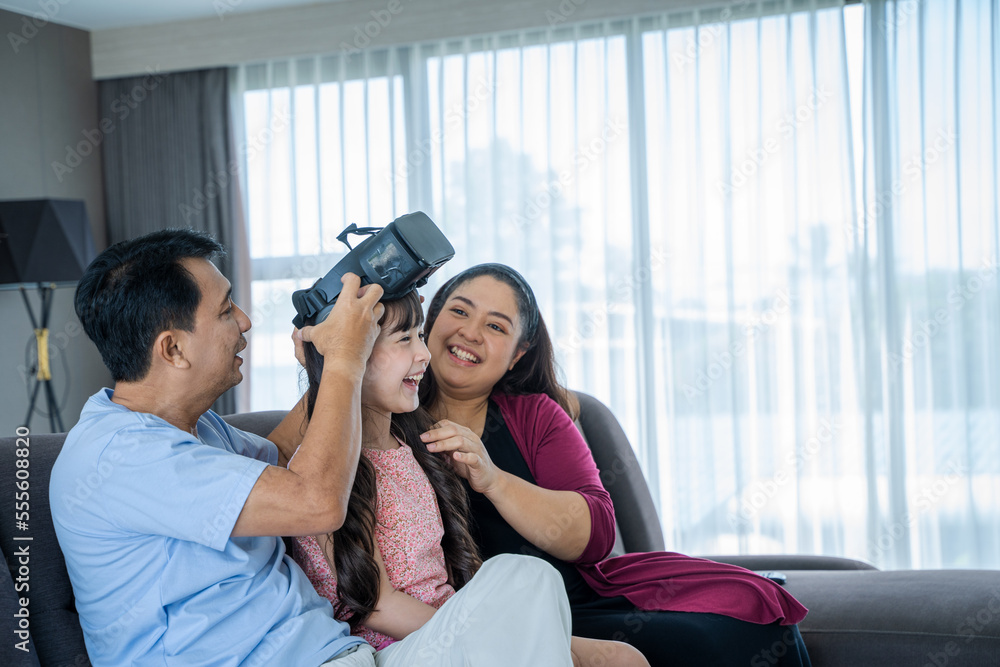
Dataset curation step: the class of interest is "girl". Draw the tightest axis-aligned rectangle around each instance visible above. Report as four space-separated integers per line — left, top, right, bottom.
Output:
292 288 647 666
418 263 813 667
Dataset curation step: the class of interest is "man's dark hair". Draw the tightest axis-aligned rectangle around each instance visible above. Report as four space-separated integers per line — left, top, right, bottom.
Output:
75 229 225 382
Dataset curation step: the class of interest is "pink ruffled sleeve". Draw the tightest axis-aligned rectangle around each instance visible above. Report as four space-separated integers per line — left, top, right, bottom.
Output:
492 392 616 564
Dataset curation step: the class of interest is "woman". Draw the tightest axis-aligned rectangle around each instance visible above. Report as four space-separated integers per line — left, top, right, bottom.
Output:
418 263 812 667
291 288 646 666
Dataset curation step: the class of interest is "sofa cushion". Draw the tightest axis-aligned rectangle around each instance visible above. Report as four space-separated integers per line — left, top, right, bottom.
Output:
786 569 1000 666
0 547 41 666
222 410 289 439
0 434 89 667
7 407 998 667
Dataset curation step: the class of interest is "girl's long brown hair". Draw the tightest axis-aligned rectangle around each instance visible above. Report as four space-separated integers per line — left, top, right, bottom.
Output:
303 290 482 628
419 263 580 419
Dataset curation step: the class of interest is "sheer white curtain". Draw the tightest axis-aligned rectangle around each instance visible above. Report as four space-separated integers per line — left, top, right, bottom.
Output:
232 0 1000 569
857 0 1000 569
641 3 864 559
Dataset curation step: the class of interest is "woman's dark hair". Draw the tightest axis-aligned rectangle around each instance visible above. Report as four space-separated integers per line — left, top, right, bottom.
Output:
74 229 225 382
420 263 579 419
302 290 481 628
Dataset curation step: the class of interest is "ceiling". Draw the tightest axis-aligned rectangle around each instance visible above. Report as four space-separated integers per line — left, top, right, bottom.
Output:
0 0 342 31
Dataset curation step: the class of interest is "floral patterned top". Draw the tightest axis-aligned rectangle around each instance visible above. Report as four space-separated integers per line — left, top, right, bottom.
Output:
292 441 455 649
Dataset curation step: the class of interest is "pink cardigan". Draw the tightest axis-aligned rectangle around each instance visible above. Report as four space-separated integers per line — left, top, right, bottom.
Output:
491 391 808 626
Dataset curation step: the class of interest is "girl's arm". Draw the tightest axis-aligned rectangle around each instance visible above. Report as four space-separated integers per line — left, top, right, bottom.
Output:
317 531 436 641
364 541 437 640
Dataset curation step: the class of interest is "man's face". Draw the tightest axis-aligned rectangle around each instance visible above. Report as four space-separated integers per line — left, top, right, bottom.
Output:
180 258 251 399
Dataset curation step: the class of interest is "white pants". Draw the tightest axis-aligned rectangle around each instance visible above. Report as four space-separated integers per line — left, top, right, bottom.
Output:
322 554 574 667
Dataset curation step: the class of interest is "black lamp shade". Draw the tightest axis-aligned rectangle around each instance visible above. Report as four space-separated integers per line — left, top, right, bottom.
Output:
0 199 97 284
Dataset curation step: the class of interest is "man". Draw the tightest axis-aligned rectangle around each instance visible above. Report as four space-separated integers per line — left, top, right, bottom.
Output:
50 229 574 666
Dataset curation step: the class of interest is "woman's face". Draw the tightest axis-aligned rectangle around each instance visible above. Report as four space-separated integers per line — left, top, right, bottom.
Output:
427 275 527 400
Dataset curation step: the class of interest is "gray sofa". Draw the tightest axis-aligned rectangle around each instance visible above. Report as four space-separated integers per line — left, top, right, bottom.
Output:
2 391 999 666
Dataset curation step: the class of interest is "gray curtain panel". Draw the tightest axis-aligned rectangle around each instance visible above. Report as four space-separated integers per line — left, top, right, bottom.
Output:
99 68 248 415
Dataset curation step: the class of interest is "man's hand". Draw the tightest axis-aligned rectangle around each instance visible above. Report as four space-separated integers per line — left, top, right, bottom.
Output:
233 273 384 539
300 274 384 369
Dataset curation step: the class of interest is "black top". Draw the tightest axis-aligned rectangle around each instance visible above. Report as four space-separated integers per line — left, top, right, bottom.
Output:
465 400 598 605
466 404 815 667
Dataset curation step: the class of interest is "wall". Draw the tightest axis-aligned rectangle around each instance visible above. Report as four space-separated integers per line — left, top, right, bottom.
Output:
91 0 695 79
0 8 111 435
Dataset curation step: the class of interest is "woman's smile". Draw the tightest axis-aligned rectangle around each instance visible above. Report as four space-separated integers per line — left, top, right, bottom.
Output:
447 344 482 365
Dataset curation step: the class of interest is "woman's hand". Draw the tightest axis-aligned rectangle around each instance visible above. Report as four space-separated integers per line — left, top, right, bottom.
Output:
421 420 503 496
424 415 595 562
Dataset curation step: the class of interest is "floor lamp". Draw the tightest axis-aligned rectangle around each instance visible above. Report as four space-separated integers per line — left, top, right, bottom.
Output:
0 199 97 433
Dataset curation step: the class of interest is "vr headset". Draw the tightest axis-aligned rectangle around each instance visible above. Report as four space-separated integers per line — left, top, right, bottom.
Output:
292 211 455 328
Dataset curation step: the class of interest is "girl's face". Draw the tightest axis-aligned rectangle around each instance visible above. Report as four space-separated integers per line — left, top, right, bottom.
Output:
361 317 430 418
427 275 527 400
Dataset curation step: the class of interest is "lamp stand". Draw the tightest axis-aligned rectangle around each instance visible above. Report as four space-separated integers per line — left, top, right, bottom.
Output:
20 283 65 433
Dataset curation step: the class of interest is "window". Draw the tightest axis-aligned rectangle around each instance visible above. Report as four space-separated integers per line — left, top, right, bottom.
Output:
236 0 1000 568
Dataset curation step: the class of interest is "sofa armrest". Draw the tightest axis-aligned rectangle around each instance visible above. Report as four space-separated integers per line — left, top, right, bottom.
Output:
573 391 665 554
785 569 1000 665
702 554 878 571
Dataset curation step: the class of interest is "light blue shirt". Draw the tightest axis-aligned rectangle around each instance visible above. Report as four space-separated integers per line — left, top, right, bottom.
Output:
50 388 363 666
